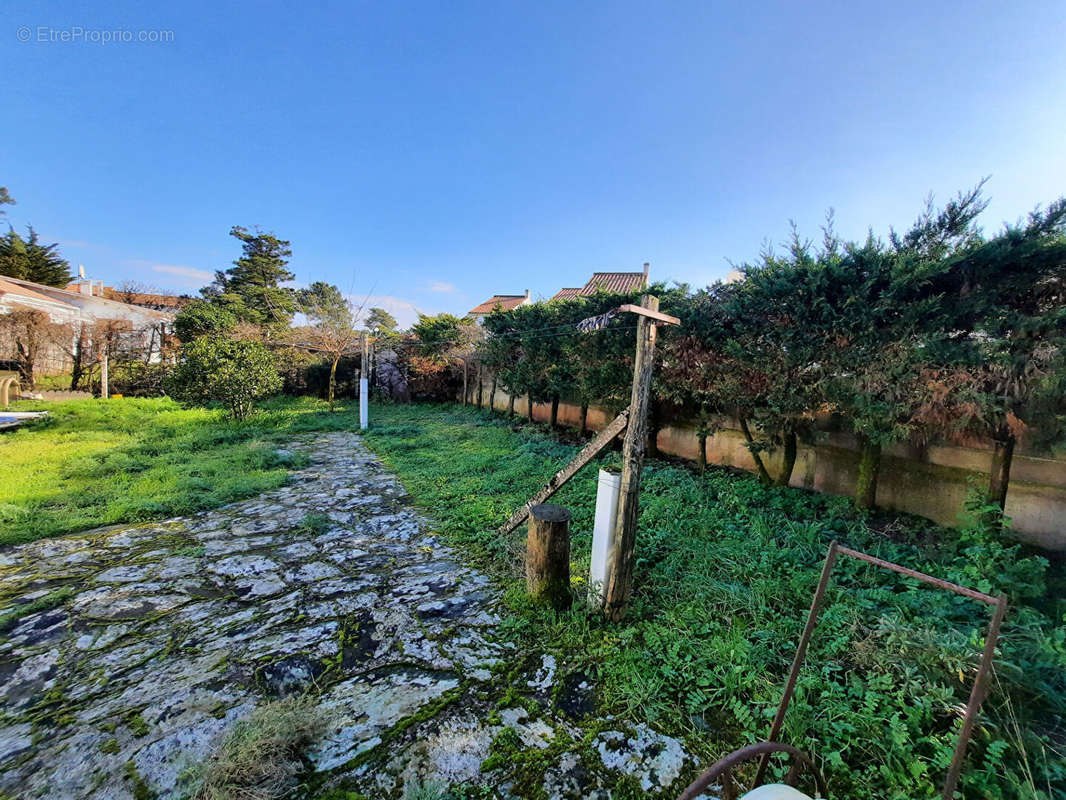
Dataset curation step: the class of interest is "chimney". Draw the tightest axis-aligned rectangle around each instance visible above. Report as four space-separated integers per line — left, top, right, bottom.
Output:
524 289 530 299
642 262 650 285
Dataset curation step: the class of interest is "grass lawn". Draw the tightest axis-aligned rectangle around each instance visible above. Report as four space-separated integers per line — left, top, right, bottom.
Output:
360 403 1066 800
0 395 363 545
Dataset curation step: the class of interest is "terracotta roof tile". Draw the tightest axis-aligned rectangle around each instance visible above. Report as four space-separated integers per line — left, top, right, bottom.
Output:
552 270 648 300
468 295 529 315
582 271 647 294
551 288 583 300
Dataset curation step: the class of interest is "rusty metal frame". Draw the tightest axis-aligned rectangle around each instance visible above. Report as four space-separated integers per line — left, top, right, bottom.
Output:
678 741 827 800
754 540 1009 800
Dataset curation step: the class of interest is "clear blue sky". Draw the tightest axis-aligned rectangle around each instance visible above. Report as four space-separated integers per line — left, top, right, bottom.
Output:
3 0 1065 327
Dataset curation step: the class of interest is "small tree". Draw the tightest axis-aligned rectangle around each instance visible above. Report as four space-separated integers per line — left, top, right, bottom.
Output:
294 281 361 411
167 336 281 420
0 187 14 218
0 308 60 387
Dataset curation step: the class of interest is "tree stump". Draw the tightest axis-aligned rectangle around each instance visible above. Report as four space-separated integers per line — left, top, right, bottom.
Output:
526 504 572 610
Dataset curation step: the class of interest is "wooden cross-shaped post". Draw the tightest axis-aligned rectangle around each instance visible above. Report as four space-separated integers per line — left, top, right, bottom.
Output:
601 295 679 620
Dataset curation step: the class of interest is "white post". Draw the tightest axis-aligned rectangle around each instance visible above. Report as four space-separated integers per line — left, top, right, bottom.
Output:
588 469 621 606
101 353 109 399
359 377 368 430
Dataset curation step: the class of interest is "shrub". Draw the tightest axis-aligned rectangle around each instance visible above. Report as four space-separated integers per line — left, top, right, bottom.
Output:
166 336 282 420
173 299 238 342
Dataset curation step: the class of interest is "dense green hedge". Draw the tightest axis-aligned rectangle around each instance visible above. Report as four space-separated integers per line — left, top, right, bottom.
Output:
474 189 1066 513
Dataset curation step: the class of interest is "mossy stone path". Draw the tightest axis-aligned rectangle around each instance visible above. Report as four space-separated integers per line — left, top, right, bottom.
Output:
0 433 695 799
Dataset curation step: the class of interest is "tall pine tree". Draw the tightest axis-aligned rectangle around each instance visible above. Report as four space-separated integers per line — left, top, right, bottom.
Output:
0 225 72 287
202 226 295 328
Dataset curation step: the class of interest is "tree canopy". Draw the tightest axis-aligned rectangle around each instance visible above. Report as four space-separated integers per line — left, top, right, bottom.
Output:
0 226 72 287
201 226 295 328
364 307 398 334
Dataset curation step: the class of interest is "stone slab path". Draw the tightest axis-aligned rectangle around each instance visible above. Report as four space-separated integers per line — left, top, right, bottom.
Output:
0 432 696 799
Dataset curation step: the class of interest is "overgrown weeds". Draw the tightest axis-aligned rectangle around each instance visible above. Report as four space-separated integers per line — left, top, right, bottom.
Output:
189 695 327 800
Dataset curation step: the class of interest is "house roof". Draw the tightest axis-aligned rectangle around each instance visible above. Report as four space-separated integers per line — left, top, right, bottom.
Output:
2 276 175 320
551 268 649 300
552 288 583 301
65 283 188 310
0 277 73 308
468 295 529 315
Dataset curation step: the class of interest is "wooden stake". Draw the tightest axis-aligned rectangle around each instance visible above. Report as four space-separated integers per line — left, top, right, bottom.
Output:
101 352 110 399
461 359 468 405
601 295 659 620
497 407 630 535
525 504 572 610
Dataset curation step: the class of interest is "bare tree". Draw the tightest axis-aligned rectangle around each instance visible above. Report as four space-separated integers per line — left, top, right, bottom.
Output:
0 309 62 387
293 282 363 411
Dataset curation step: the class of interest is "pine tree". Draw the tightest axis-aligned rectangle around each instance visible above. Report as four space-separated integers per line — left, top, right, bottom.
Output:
0 226 72 286
202 226 295 328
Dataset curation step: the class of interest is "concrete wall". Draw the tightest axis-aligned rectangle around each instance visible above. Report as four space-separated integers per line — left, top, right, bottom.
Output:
464 378 1066 551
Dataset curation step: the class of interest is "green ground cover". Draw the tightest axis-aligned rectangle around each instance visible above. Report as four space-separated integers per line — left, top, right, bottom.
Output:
360 403 1066 800
0 396 362 545
2 397 1062 798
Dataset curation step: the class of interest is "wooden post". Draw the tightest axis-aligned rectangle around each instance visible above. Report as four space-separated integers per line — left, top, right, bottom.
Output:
601 295 659 620
526 504 572 610
100 352 110 399
476 361 484 408
461 359 468 405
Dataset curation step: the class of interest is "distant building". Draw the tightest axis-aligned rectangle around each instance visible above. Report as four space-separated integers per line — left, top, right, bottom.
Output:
0 275 175 375
64 279 189 312
467 289 532 324
551 263 649 300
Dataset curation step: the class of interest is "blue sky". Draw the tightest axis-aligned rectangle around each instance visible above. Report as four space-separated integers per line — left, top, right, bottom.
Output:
3 1 1065 327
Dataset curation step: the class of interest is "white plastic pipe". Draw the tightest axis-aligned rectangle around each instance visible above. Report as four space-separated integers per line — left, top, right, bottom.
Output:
359 377 368 430
588 468 621 605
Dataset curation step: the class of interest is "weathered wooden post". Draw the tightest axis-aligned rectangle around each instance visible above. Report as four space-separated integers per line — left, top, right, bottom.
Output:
602 295 663 621
100 352 110 399
461 358 468 405
494 294 677 618
526 504 572 610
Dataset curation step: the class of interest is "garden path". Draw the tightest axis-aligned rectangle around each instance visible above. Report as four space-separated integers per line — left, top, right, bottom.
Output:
0 432 695 799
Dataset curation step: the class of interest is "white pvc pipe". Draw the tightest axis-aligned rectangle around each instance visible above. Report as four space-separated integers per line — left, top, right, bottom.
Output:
359 377 368 430
588 469 621 606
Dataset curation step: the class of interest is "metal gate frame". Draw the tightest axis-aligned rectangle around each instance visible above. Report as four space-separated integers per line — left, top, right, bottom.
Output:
755 540 1009 800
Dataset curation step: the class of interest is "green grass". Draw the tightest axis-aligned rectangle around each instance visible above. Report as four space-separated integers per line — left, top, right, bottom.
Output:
361 403 1066 800
0 395 364 545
